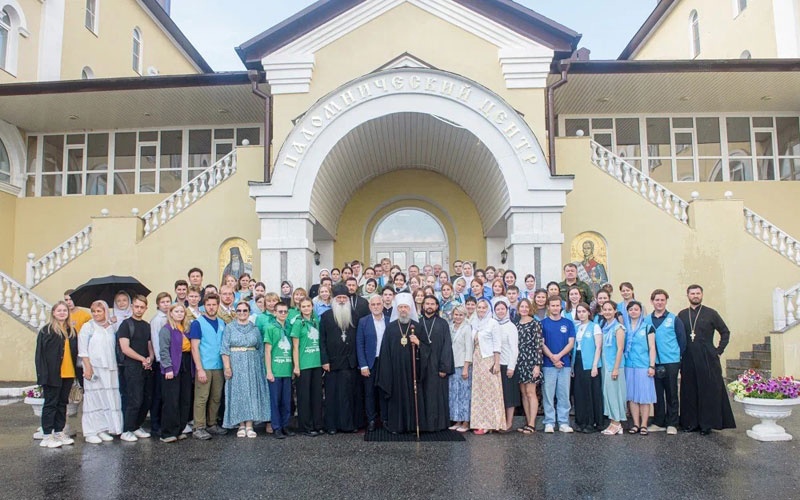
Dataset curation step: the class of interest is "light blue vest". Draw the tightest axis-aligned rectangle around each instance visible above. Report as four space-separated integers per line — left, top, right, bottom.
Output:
573 321 602 370
198 316 225 370
601 320 625 370
624 319 652 369
645 312 680 364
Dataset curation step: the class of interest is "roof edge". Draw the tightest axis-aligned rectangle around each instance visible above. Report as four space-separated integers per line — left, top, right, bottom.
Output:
140 0 214 73
554 58 800 75
618 0 677 61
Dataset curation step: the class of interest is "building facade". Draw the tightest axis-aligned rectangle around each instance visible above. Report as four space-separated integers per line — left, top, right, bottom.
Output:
0 0 799 381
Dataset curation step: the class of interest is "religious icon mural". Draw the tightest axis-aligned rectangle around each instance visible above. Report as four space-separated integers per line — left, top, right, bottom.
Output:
569 232 609 298
219 237 254 283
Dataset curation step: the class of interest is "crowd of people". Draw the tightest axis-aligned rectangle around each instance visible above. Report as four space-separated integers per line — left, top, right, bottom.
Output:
33 258 736 448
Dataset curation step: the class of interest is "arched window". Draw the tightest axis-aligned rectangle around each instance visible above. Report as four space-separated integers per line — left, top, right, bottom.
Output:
85 0 98 33
132 27 142 74
0 8 10 70
740 50 752 59
689 10 700 58
735 0 747 16
0 2 28 76
0 137 10 184
372 209 448 270
81 66 94 79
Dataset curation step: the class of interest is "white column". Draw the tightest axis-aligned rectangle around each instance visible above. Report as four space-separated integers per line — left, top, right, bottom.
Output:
257 213 315 292
37 0 66 81
505 210 565 285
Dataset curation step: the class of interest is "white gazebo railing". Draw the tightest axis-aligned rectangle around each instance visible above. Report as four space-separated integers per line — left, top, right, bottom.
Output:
142 150 237 237
744 208 800 267
26 225 92 287
773 285 800 332
1 270 51 330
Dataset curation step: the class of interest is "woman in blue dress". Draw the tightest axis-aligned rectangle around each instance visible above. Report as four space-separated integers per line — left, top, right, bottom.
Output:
221 301 270 438
623 301 657 435
599 301 627 435
448 305 473 432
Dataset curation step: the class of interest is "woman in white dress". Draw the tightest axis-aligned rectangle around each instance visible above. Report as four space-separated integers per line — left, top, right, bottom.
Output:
78 300 123 443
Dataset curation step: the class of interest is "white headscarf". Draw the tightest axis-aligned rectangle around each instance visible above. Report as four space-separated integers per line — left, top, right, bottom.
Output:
112 291 132 332
492 296 511 324
471 298 497 332
390 292 419 323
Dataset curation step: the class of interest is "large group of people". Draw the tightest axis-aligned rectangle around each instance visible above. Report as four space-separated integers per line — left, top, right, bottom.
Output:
33 259 736 448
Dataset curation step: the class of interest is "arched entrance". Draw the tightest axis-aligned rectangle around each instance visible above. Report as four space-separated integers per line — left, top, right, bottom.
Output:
371 209 448 271
251 68 573 290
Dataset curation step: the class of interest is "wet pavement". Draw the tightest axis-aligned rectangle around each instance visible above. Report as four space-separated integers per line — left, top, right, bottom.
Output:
1 397 798 500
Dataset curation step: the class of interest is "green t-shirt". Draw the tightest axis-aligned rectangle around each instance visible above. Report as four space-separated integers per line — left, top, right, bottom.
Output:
255 311 276 337
264 321 293 378
290 316 321 370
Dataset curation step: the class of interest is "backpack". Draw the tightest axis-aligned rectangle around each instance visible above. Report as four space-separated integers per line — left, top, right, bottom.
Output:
115 319 135 365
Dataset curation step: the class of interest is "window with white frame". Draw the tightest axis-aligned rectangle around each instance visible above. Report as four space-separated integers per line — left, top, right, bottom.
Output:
26 126 261 196
81 66 94 79
0 8 10 71
0 137 10 184
85 0 98 33
132 27 142 74
689 10 701 58
734 0 747 17
740 50 752 59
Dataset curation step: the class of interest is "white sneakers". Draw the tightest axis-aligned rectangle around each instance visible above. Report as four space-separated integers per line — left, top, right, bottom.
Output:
559 424 574 433
182 423 193 434
133 428 151 439
98 432 114 442
54 432 74 445
85 435 103 444
666 426 678 435
647 424 666 432
120 431 138 442
544 424 555 433
40 432 74 448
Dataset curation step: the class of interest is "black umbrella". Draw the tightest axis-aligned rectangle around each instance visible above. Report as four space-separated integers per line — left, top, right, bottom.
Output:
69 275 151 308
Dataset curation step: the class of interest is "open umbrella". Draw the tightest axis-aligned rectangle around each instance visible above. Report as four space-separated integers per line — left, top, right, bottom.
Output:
69 275 151 308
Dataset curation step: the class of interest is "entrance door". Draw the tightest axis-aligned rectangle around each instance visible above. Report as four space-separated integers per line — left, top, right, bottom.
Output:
372 209 448 271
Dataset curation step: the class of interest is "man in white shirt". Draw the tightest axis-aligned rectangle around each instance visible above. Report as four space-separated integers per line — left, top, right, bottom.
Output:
356 295 390 431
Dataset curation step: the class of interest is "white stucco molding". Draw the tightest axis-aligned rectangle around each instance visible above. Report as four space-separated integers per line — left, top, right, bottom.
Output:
0 118 26 194
260 0 553 93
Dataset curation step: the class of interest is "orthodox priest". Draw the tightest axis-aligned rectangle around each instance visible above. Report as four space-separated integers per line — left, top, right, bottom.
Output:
319 284 364 433
677 284 736 435
417 295 455 431
345 277 371 320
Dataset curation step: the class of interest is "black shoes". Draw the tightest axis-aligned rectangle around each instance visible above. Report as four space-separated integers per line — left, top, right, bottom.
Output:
327 429 337 435
367 421 376 432
274 429 286 439
304 430 319 437
699 429 712 435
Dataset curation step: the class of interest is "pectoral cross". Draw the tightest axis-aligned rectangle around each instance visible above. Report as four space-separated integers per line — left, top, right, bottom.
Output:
340 329 347 343
690 330 696 342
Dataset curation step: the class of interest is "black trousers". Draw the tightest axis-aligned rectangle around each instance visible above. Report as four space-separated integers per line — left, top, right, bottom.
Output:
149 361 162 433
653 362 680 427
123 363 153 432
41 378 73 434
160 353 193 438
297 367 324 432
363 357 388 424
573 352 604 429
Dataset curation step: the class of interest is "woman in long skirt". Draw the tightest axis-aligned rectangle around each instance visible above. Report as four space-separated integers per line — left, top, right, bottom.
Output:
78 300 123 444
448 305 472 432
221 301 270 437
623 301 657 435
469 299 505 434
494 299 519 432
516 299 543 434
599 301 627 435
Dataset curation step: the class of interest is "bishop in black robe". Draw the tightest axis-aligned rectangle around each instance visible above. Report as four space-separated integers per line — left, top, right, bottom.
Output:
376 319 423 433
678 294 736 433
417 297 455 431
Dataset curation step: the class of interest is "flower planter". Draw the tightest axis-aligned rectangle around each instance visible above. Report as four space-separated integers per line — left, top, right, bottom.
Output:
735 396 800 442
24 398 79 418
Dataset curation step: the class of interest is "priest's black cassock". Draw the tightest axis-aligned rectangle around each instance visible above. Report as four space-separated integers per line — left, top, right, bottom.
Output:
349 293 370 321
376 320 424 433
319 308 364 432
417 313 454 431
677 305 736 431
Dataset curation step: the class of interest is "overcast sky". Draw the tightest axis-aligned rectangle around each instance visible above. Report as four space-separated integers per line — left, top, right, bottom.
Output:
171 0 657 72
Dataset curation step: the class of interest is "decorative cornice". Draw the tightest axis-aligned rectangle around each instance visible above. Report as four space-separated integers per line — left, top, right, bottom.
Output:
261 53 316 95
498 48 554 89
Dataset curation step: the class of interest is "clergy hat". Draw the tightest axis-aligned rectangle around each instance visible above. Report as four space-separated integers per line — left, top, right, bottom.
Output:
332 283 349 298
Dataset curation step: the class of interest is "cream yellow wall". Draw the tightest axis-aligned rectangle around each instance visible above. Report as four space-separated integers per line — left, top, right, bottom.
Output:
0 190 16 271
334 169 486 268
0 310 36 381
28 146 262 312
60 0 200 79
0 0 43 83
271 2 547 170
558 136 800 363
634 0 778 60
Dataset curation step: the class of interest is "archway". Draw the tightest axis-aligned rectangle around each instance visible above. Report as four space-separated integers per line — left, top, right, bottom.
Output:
371 209 448 271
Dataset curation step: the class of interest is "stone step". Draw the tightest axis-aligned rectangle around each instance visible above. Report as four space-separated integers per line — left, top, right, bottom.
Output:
741 350 772 361
751 343 770 352
764 336 771 345
726 358 770 371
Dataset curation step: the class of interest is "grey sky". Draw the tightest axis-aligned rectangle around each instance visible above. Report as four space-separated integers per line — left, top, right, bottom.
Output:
171 1 657 72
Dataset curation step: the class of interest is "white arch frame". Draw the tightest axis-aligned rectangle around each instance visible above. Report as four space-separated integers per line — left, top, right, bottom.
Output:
0 0 30 76
370 207 449 269
688 10 700 59
0 118 26 193
132 27 143 74
260 68 572 236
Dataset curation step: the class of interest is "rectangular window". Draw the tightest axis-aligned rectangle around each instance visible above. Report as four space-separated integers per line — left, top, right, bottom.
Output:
113 132 136 194
85 0 97 33
726 117 754 181
646 118 671 183
25 136 37 196
65 147 84 195
614 118 641 170
237 127 260 146
565 119 590 137
776 117 800 180
696 118 722 181
159 130 182 193
86 133 108 195
189 129 212 180
41 135 64 196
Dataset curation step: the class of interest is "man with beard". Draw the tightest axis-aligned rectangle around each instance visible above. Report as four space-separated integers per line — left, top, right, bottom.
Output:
677 284 735 435
417 295 455 431
319 284 363 434
346 277 370 320
376 293 421 434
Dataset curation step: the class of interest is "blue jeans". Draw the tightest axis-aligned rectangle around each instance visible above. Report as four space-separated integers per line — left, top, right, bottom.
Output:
269 377 292 431
543 366 571 426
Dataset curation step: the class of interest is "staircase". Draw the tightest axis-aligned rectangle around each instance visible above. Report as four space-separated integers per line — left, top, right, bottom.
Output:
0 270 51 330
725 336 771 382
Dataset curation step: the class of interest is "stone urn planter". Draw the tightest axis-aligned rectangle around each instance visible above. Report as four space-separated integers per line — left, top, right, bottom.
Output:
735 396 800 442
24 397 78 417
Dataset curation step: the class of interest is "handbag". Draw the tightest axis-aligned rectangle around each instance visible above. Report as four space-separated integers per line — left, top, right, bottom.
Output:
653 331 666 379
68 380 83 404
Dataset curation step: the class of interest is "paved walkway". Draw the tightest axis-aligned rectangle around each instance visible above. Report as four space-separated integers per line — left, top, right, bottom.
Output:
1 398 798 499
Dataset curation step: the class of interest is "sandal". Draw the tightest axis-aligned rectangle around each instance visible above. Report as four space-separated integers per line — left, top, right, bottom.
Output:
601 424 622 435
627 426 640 434
236 428 246 438
639 428 649 436
246 427 257 438
517 425 536 434
456 426 469 433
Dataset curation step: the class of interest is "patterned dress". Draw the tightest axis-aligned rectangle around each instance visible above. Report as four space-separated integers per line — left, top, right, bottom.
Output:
221 321 271 428
469 335 505 430
516 319 543 384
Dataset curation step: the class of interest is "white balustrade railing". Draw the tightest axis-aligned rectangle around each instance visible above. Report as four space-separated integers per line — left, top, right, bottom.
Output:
142 150 237 237
26 225 93 287
773 284 800 331
589 141 689 224
744 208 800 267
1 270 51 330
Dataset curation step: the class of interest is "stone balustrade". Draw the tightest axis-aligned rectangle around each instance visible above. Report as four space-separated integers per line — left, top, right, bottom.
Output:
773 284 800 332
589 141 689 224
744 208 800 267
1 270 51 330
142 150 237 237
26 226 92 288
